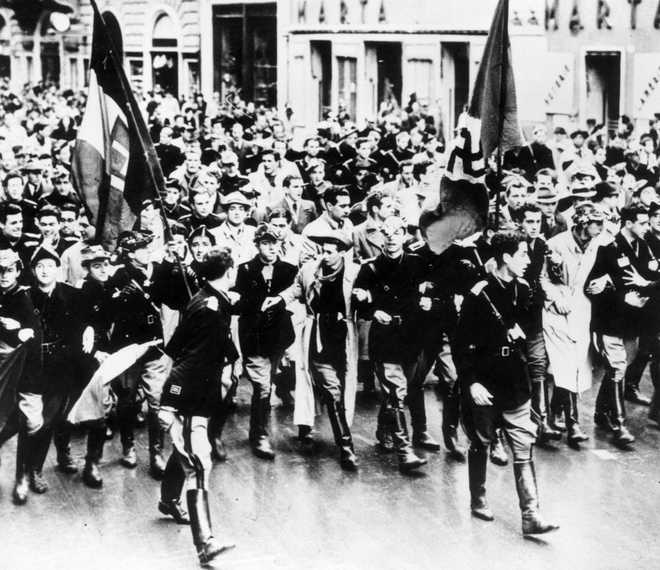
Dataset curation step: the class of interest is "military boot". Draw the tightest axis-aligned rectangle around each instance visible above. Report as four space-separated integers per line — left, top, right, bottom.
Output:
148 409 166 479
186 489 235 566
468 446 494 521
390 407 427 473
514 458 559 536
327 401 358 471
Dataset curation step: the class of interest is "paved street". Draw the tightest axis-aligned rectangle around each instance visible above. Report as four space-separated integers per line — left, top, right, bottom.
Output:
1 378 660 570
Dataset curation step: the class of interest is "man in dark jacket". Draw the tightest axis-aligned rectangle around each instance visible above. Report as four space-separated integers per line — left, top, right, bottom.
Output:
455 230 558 536
0 249 43 505
108 230 169 477
233 224 297 459
159 248 237 566
519 205 561 445
353 216 427 473
587 205 653 447
27 245 83 492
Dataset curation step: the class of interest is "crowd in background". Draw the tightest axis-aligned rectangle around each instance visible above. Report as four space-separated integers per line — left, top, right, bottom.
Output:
0 78 659 518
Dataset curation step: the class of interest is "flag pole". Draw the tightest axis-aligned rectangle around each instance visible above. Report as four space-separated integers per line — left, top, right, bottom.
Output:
495 0 511 232
89 0 192 298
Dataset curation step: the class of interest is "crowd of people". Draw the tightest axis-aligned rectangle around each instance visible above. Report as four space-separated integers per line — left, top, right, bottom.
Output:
1 78 660 564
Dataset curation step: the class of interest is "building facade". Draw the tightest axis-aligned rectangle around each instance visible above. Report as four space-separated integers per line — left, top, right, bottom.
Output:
545 0 660 131
0 0 202 97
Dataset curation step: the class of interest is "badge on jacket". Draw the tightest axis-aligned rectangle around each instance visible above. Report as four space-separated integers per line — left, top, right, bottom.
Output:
649 260 659 272
206 297 219 311
617 256 630 268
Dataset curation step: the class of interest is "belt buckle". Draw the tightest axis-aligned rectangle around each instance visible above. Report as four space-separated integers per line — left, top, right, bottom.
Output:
501 346 510 357
147 315 155 325
392 316 402 326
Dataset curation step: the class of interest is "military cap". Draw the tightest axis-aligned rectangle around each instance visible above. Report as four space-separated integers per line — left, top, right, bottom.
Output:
81 244 110 267
60 201 79 215
253 223 279 244
37 204 61 220
188 225 217 245
118 229 153 252
0 249 21 269
221 191 251 208
30 244 61 267
306 228 353 251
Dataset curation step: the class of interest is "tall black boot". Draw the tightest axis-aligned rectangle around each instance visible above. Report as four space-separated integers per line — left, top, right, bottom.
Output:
29 427 52 493
611 381 635 447
148 409 166 479
208 396 231 462
13 428 29 505
649 355 660 424
274 364 295 408
186 489 235 566
407 386 441 451
514 458 559 535
249 393 275 460
54 422 77 474
158 453 189 524
468 445 493 521
389 407 427 473
563 389 589 446
326 400 358 471
594 373 613 430
548 378 566 432
375 402 394 452
531 381 562 444
117 404 138 468
358 360 376 394
624 346 651 406
442 382 466 461
82 424 105 488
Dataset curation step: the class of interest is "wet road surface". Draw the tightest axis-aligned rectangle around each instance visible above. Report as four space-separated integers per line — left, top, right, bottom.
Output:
1 377 659 570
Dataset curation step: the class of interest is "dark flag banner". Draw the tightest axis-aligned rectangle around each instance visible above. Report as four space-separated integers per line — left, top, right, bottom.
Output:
71 0 165 250
0 345 29 445
421 0 522 253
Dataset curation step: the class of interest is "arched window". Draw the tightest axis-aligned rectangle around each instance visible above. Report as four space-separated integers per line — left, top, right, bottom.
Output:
151 13 178 96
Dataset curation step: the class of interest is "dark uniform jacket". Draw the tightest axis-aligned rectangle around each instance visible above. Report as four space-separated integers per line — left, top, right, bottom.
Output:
108 262 164 349
0 284 42 393
586 232 660 337
406 241 461 341
161 284 238 416
234 256 297 357
354 252 426 362
644 232 660 334
80 278 114 353
454 275 532 410
178 212 223 234
30 282 82 390
524 237 549 334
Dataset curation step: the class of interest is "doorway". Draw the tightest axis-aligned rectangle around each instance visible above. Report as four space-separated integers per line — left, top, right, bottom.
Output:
585 51 620 132
311 40 332 120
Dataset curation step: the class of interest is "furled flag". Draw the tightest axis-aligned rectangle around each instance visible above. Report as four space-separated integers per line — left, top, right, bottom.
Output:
420 0 522 253
71 0 165 250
